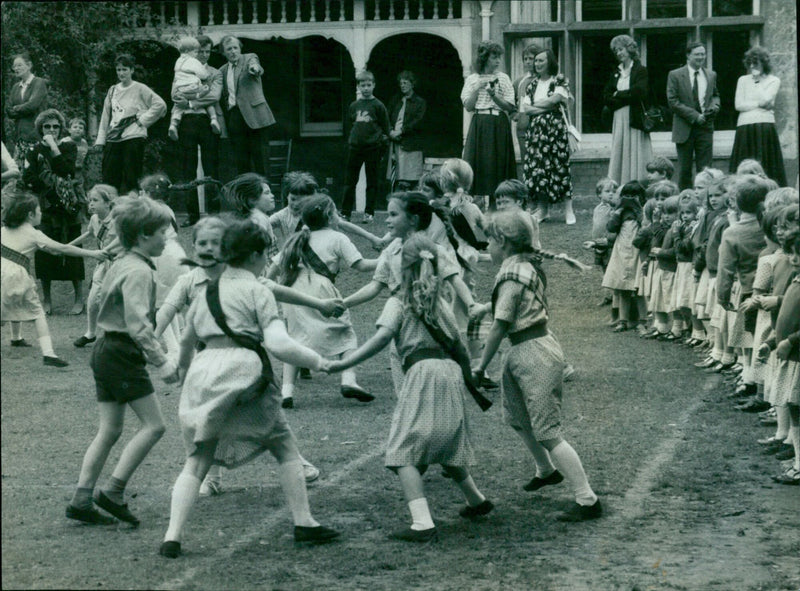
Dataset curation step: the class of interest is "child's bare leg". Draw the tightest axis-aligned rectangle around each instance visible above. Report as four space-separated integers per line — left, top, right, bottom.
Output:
71 402 126 507
33 314 58 357
397 466 434 530
281 363 298 406
443 466 486 507
41 279 52 314
70 280 84 315
512 425 557 477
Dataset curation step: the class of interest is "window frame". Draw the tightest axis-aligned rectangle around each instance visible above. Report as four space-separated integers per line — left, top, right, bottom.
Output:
299 39 345 138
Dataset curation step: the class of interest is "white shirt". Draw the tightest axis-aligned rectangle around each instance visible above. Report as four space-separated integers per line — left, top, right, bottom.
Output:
226 61 237 109
687 65 707 109
18 74 34 100
735 74 780 126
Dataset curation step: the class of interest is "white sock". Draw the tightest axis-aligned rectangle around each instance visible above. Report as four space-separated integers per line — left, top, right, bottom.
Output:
340 368 358 388
164 472 201 542
721 351 736 365
39 335 56 357
281 384 294 400
408 497 435 530
454 475 485 507
550 441 597 506
11 323 22 340
278 460 317 527
205 464 222 481
775 406 790 441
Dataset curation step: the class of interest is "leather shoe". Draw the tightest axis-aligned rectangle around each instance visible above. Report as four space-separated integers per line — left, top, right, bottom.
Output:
94 491 140 526
10 338 33 347
299 367 312 379
341 386 374 402
737 400 771 413
43 356 69 367
556 499 603 522
459 499 494 519
771 467 799 485
388 526 437 542
294 525 340 544
694 357 717 369
762 442 793 456
281 397 294 409
73 335 96 348
775 447 795 461
159 541 181 558
523 470 564 491
66 504 116 525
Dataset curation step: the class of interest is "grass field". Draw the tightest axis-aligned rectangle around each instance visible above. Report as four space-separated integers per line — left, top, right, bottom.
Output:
2 196 798 590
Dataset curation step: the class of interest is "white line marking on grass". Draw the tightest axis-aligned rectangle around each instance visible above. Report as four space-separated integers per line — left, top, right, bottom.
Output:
612 377 716 521
158 447 382 591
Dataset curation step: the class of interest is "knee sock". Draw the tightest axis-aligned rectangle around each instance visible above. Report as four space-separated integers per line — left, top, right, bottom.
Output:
453 474 486 507
281 384 294 400
278 459 317 528
39 335 56 357
340 368 358 388
407 497 435 531
550 441 597 506
11 322 22 341
70 486 94 510
164 473 201 542
102 476 127 504
740 349 753 384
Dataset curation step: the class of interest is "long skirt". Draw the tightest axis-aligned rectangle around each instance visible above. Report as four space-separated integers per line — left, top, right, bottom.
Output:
35 218 84 282
462 113 516 199
608 106 652 185
730 122 787 186
523 111 573 205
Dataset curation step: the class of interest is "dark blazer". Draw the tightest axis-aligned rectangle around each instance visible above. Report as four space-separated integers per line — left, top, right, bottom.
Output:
387 92 426 152
5 76 48 145
220 53 275 130
603 61 649 131
666 65 720 144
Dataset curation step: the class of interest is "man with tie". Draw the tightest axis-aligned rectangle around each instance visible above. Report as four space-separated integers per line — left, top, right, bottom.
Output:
219 35 276 177
667 42 721 189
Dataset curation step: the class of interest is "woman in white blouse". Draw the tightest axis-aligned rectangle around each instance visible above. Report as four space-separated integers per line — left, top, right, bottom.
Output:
730 47 787 186
460 41 517 207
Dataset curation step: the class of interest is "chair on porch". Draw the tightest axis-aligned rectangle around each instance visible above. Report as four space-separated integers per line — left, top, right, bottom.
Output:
267 139 292 207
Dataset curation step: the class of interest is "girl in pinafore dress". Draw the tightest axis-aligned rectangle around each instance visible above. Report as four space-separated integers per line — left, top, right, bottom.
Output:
602 181 645 333
473 210 602 522
331 234 492 542
160 219 340 559
1 191 105 365
272 194 377 408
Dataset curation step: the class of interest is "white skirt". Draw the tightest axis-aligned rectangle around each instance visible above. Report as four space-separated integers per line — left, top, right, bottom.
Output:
671 262 695 310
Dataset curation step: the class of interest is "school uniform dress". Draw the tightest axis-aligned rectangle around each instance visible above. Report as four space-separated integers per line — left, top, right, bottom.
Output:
279 228 361 357
705 215 730 329
764 257 799 405
179 267 296 467
768 276 800 405
1 224 52 321
376 296 474 469
602 217 639 292
247 209 281 264
651 226 678 314
752 249 782 389
494 254 566 442
86 212 120 309
671 223 696 311
692 208 725 320
373 236 461 392
632 224 654 301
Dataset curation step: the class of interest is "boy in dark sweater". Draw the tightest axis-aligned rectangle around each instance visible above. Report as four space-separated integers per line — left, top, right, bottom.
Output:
341 70 390 223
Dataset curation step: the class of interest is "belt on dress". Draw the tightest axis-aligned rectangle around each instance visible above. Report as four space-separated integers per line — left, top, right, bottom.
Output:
202 335 244 349
1 244 31 274
508 323 549 346
402 347 450 373
475 108 501 116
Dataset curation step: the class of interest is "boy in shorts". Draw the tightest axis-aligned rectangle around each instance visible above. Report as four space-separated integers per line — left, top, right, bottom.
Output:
66 196 178 526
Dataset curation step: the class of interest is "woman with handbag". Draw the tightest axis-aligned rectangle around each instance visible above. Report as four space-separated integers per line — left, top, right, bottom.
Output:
521 49 576 225
22 108 85 315
603 35 653 185
94 54 166 195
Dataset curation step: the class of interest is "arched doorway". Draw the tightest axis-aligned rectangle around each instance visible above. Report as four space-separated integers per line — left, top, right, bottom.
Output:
367 33 463 159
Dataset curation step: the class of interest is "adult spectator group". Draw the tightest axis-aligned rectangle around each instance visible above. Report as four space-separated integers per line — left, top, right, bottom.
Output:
22 108 83 315
387 70 426 191
730 46 787 186
219 35 275 177
5 52 48 166
520 47 575 225
461 41 516 206
603 35 653 185
94 53 166 195
667 42 720 190
172 35 224 226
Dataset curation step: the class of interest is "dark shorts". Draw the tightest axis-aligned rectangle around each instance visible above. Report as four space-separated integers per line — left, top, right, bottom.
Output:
91 333 154 404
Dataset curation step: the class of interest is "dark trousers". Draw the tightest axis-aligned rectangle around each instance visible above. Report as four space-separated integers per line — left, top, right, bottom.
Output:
226 106 270 176
341 143 383 217
178 114 220 222
676 125 713 190
102 138 146 195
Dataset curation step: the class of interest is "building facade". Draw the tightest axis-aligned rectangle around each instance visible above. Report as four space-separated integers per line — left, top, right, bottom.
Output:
152 0 797 199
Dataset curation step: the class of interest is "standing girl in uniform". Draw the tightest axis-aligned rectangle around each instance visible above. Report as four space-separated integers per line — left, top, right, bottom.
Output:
271 194 377 408
2 191 106 365
330 234 492 541
472 210 602 521
160 219 339 558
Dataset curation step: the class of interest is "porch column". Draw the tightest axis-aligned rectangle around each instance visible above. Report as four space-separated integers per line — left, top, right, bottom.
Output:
479 1 494 41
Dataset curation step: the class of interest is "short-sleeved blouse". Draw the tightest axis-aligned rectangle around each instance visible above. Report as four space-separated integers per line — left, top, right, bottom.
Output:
461 72 514 111
162 267 211 313
373 236 460 293
275 228 362 276
493 255 548 333
1 223 58 259
271 207 302 240
247 209 280 260
185 266 280 342
376 295 461 362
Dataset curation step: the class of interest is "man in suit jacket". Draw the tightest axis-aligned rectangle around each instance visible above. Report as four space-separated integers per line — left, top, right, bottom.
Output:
5 53 48 161
219 35 276 177
172 35 225 225
667 42 721 189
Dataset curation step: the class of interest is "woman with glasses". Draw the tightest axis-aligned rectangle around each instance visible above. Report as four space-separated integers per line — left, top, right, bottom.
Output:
22 108 85 315
730 47 787 186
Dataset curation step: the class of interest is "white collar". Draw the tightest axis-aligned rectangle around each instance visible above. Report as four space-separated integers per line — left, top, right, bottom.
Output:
19 74 34 86
687 65 703 76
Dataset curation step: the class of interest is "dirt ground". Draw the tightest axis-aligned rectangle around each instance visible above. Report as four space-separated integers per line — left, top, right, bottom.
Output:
2 197 798 590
